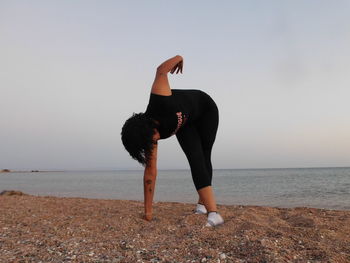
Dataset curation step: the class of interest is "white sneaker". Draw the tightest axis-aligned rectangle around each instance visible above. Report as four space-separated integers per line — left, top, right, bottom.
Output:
194 203 207 214
205 212 224 227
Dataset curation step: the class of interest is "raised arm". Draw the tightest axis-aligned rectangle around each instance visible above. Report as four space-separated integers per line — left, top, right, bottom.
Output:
151 55 183 96
143 141 158 221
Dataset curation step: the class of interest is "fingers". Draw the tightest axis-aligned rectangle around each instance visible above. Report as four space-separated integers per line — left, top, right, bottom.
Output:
171 63 179 74
176 61 183 74
175 61 183 74
171 64 178 74
170 60 183 74
144 214 152 221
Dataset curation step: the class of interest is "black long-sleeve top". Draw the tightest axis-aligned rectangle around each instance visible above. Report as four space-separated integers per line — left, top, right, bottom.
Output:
145 89 211 139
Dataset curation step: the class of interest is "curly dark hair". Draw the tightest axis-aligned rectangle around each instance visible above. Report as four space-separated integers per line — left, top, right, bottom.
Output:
121 113 158 166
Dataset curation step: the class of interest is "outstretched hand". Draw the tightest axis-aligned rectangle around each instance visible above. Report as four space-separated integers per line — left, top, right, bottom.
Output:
170 59 183 74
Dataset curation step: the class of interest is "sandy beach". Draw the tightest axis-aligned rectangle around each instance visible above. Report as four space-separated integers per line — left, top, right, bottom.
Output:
1 192 349 263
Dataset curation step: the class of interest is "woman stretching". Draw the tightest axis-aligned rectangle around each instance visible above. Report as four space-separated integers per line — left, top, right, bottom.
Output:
121 55 224 227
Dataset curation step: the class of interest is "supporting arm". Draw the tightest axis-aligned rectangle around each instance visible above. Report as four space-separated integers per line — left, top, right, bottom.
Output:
143 142 158 221
143 166 157 220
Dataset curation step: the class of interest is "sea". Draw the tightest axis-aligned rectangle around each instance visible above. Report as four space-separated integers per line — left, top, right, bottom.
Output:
1 167 349 210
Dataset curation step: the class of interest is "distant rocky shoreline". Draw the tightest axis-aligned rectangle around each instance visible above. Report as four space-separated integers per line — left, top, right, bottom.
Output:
1 169 53 173
0 190 27 196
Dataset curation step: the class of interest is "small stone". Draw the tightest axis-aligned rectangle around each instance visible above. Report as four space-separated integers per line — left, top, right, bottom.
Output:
113 256 124 263
89 252 94 257
201 258 207 262
219 253 226 260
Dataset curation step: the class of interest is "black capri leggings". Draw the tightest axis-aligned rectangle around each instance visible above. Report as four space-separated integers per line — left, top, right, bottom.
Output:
176 94 219 190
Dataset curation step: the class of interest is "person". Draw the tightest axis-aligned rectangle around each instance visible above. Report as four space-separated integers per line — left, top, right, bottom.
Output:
121 55 224 227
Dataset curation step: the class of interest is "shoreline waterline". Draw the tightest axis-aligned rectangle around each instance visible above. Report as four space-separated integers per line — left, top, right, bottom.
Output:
1 167 350 210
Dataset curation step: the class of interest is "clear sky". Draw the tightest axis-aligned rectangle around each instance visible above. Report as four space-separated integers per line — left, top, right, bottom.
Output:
1 1 350 170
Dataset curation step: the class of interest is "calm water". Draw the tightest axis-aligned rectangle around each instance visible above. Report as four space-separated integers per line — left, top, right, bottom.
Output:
1 167 349 210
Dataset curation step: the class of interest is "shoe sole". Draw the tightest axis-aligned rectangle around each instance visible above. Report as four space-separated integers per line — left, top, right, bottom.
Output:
205 219 224 227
